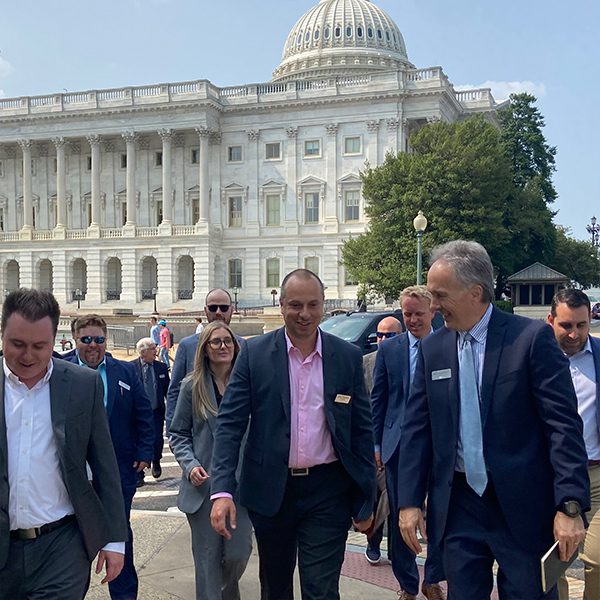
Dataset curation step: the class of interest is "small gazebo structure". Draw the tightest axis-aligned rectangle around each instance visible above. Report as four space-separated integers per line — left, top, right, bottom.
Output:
507 262 569 319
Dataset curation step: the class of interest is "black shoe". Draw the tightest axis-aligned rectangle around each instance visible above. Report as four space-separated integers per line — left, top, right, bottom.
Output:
152 463 162 479
136 475 145 488
365 546 381 564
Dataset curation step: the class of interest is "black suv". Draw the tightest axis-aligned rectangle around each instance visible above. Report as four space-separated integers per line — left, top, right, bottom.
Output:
319 311 403 355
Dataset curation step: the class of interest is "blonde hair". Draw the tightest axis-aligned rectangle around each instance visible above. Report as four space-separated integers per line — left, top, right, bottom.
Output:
400 285 432 305
190 321 240 419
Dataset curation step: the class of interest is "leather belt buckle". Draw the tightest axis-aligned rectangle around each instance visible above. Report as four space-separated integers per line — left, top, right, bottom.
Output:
11 527 41 541
290 467 309 476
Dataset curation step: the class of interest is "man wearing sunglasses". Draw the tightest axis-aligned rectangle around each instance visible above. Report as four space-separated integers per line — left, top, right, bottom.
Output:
166 288 241 433
66 315 154 600
371 285 445 600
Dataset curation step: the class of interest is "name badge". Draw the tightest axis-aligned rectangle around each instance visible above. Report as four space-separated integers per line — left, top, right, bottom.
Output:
335 394 351 404
432 369 452 381
159 374 166 379
118 380 131 391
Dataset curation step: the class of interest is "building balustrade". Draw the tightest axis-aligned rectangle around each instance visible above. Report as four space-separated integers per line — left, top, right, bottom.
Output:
177 289 193 300
106 289 121 301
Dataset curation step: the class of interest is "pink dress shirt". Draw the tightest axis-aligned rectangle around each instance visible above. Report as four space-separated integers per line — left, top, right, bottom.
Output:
286 330 337 468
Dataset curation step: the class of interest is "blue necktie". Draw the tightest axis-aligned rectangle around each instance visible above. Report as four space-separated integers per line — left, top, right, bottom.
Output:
459 334 487 496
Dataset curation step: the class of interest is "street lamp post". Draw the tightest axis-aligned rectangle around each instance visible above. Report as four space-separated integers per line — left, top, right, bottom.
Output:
587 216 600 253
75 288 82 310
152 287 158 314
413 210 428 285
232 287 239 313
271 289 278 306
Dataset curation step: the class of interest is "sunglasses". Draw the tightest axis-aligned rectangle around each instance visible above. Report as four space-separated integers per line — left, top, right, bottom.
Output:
208 337 234 349
376 331 397 340
207 304 231 313
78 335 106 345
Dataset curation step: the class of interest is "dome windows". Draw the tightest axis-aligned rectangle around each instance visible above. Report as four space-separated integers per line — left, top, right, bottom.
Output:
305 30 311 42
386 30 390 42
377 29 383 39
346 25 353 38
314 28 320 40
367 27 374 38
335 26 342 38
357 26 363 38
324 26 330 39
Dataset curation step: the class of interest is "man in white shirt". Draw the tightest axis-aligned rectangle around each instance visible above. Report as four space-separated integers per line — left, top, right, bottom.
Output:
548 288 600 600
0 288 127 599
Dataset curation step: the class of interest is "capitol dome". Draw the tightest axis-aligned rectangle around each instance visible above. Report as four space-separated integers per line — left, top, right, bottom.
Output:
272 0 413 81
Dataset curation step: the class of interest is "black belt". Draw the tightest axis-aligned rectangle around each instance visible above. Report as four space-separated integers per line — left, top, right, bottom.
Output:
289 462 339 477
10 514 76 541
589 460 600 467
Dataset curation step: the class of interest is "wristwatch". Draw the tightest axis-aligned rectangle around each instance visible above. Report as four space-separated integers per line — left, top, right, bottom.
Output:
559 500 582 518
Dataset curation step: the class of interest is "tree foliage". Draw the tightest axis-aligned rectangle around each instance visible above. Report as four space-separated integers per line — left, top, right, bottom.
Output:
551 228 600 289
498 92 557 204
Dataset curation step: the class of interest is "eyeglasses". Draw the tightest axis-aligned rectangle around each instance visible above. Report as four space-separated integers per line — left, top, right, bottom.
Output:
207 337 234 349
207 304 232 313
376 331 398 340
78 335 106 345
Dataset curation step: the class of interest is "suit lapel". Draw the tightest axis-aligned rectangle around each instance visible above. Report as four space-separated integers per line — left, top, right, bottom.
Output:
321 332 338 433
105 358 118 418
274 329 291 422
590 338 600 437
480 308 507 427
0 362 8 496
399 334 410 400
441 329 460 436
49 358 68 451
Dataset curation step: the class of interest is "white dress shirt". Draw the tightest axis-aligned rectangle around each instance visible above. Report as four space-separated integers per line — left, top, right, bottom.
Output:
4 359 124 553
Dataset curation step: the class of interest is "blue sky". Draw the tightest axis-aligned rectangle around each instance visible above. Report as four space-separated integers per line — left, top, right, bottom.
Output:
0 0 596 241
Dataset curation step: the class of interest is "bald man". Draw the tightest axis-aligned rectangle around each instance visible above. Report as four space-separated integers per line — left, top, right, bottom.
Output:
362 315 403 565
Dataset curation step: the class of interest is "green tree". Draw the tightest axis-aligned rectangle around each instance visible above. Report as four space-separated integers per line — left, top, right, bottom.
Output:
550 227 600 289
498 92 557 204
342 117 516 299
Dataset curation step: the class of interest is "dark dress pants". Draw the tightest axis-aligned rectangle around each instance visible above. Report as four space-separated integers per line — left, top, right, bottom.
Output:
152 405 165 464
248 461 353 600
443 473 557 600
109 484 138 600
0 520 90 600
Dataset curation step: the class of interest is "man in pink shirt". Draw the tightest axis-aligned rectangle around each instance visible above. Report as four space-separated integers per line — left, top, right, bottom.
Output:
158 320 171 369
210 269 375 600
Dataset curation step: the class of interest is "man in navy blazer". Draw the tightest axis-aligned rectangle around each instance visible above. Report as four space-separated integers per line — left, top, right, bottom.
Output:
210 269 375 600
397 241 589 600
371 285 444 600
67 315 154 600
131 337 170 482
548 289 600 600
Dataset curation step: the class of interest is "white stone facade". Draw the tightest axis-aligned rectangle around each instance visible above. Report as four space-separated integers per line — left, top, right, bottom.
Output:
0 0 498 310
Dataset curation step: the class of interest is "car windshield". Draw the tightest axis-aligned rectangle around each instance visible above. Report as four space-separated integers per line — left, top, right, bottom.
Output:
319 315 374 342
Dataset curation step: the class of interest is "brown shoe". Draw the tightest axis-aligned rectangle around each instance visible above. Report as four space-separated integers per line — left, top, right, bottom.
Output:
397 592 417 600
422 582 445 600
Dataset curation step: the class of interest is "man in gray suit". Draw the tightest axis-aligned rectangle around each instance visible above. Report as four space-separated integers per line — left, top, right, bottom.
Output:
166 288 237 432
0 288 127 599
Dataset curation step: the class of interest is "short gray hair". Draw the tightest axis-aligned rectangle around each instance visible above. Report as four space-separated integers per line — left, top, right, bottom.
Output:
429 240 494 303
136 337 156 353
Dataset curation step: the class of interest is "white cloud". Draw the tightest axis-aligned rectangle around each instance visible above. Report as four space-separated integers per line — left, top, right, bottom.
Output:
455 80 546 102
0 89 5 98
0 57 14 79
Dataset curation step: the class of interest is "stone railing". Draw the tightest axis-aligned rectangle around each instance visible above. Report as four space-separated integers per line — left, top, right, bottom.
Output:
0 68 495 119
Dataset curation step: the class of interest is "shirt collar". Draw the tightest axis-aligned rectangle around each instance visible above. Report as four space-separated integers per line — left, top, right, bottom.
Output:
3 357 54 388
77 352 107 370
407 329 431 348
460 303 493 344
569 337 592 358
285 328 322 357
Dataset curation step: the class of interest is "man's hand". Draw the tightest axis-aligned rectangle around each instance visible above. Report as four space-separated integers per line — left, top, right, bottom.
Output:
95 550 124 584
399 507 426 555
374 451 384 472
210 498 237 540
353 514 374 533
133 460 150 472
554 512 586 561
190 465 210 487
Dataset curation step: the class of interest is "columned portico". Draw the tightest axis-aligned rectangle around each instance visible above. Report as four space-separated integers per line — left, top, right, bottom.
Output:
86 134 102 234
196 127 210 224
122 130 137 228
18 139 33 237
158 129 173 229
52 137 67 234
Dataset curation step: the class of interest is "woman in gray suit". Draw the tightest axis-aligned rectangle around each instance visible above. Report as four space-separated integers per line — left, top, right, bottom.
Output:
170 321 252 600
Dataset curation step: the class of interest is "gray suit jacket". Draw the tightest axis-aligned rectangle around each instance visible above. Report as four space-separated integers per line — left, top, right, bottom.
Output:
170 374 244 514
0 358 127 568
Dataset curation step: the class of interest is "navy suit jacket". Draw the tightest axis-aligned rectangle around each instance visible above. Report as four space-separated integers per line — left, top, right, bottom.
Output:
396 307 590 554
371 333 411 464
130 358 170 414
210 327 376 521
66 354 154 492
590 336 600 439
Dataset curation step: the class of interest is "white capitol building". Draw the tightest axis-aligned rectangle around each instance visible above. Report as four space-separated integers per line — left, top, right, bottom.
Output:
0 0 498 310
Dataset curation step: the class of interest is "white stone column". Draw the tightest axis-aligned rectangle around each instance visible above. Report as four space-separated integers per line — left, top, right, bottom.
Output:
324 123 339 231
195 127 210 224
122 131 137 227
158 129 173 227
86 134 102 232
285 126 299 233
18 139 33 236
387 118 401 155
52 137 67 235
366 120 380 166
